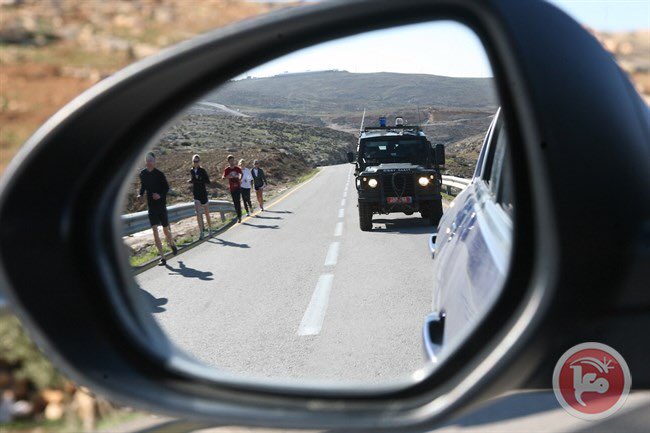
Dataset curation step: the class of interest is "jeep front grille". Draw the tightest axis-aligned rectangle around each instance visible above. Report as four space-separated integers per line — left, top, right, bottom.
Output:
382 173 415 197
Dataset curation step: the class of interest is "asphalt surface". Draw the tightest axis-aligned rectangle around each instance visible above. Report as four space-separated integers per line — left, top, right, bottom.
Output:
136 164 440 384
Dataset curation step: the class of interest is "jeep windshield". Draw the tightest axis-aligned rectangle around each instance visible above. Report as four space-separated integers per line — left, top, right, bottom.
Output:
361 138 428 162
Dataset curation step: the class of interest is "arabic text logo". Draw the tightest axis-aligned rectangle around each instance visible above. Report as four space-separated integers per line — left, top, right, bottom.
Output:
553 342 631 420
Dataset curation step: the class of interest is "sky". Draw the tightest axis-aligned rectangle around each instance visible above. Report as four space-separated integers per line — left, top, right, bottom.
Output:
240 1 649 79
548 0 650 32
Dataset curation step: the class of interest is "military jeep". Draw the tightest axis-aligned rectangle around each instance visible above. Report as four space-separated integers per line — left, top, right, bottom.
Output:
347 119 445 232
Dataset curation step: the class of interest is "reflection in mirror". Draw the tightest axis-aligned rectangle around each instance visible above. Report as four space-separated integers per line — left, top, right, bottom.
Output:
119 21 511 386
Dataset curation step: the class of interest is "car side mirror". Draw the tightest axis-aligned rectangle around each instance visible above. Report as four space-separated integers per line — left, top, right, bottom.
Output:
435 143 445 166
1 0 648 431
346 151 355 163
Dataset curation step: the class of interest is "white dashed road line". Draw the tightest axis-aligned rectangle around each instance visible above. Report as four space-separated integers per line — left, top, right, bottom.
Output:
297 171 351 336
324 242 340 266
334 221 343 237
297 274 335 336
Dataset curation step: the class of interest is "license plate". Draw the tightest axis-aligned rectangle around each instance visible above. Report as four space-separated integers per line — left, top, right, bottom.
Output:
387 196 412 204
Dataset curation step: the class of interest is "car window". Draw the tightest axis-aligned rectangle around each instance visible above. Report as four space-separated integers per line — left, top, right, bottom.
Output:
482 119 514 215
488 125 507 195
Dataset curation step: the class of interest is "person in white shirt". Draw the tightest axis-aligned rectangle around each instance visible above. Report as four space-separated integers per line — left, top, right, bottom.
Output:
239 159 254 216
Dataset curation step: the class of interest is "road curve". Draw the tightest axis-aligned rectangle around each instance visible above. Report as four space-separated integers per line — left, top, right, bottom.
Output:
136 164 438 385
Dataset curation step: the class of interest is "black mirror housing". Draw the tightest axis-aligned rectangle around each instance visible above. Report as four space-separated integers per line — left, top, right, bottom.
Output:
0 0 648 430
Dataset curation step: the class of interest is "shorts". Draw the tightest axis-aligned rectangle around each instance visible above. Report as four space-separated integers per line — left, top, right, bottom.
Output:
148 206 169 227
194 196 208 206
254 185 264 191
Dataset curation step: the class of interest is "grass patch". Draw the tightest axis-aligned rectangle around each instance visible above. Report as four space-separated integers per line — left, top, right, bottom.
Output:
0 417 66 432
441 192 456 202
128 214 233 267
293 167 320 185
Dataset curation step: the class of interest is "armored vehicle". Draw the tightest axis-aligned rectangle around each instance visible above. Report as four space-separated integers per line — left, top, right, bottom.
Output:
347 117 445 231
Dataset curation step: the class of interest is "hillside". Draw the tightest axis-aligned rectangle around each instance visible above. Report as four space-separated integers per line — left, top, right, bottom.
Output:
123 111 357 213
208 71 498 114
204 70 498 178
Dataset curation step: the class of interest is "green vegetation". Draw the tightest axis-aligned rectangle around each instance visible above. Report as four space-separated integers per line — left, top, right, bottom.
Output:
0 315 64 390
293 168 320 185
129 233 201 267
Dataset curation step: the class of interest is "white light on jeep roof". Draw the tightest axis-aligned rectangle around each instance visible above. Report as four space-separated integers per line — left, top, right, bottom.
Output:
418 177 430 187
368 178 378 188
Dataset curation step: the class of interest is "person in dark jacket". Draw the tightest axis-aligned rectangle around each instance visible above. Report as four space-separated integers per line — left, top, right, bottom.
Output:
222 155 243 223
251 159 268 211
188 154 212 239
138 152 177 265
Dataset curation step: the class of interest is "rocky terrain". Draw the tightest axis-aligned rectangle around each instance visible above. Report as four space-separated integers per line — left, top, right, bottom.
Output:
0 0 288 173
123 110 356 213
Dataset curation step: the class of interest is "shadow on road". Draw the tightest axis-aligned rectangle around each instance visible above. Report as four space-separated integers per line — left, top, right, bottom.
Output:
264 210 293 214
372 217 435 235
242 222 279 230
208 237 250 249
137 288 168 313
166 261 214 281
254 215 282 220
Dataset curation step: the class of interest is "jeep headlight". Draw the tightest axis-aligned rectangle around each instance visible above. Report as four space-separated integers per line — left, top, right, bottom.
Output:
368 178 378 188
418 176 430 187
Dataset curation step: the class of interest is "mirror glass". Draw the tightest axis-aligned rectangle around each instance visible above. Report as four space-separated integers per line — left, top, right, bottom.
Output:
120 21 512 386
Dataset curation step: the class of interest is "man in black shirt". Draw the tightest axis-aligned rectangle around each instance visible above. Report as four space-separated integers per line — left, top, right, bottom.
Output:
188 154 212 239
138 152 178 265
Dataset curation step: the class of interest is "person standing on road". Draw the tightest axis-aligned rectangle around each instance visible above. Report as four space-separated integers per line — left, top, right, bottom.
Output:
138 152 178 266
189 154 212 239
222 155 243 223
251 159 268 211
239 158 254 217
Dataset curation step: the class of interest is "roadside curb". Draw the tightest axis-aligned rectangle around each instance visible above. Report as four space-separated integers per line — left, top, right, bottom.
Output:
131 219 237 275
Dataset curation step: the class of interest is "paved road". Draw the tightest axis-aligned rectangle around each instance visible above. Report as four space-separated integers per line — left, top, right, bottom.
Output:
197 101 251 117
136 164 439 384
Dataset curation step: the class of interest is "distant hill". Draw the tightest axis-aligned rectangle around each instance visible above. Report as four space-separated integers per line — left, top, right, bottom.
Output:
208 70 498 113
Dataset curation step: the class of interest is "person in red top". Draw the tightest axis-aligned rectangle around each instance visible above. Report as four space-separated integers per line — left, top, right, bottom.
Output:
222 155 243 223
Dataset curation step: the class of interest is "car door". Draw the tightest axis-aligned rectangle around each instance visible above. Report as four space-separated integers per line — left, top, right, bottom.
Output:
431 110 513 356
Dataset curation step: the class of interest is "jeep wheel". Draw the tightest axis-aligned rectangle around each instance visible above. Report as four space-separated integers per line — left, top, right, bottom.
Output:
429 200 444 226
358 203 373 231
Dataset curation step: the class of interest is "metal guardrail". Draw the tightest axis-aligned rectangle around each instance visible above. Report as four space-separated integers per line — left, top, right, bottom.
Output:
441 175 471 196
121 199 235 236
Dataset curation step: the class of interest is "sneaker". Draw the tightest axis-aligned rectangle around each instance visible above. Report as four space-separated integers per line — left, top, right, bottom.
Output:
159 258 166 266
261 207 264 211
171 245 178 256
246 212 251 217
237 218 242 223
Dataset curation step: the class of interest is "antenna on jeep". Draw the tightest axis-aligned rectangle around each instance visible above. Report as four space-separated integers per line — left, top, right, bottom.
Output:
417 106 422 126
359 109 366 135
